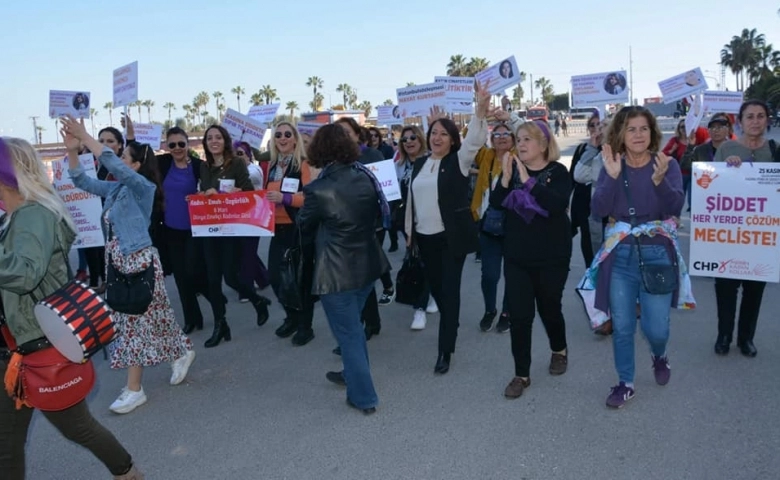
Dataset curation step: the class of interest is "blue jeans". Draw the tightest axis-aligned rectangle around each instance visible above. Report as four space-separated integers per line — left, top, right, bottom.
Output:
609 244 672 384
77 248 87 270
320 284 378 409
479 233 508 314
682 174 691 210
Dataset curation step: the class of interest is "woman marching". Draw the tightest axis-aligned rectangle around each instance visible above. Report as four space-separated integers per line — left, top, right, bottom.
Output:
0 136 143 479
61 116 195 415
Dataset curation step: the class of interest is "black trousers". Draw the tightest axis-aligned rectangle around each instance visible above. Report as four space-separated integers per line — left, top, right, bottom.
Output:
166 226 209 328
504 260 569 377
202 236 264 321
84 246 105 287
0 361 133 479
374 230 393 290
571 202 594 267
416 232 466 354
714 278 766 343
267 224 314 331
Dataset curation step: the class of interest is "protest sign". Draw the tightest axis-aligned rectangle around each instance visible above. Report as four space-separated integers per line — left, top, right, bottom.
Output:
658 67 708 104
376 105 403 126
132 123 163 149
365 159 401 201
247 103 281 124
222 109 266 149
702 90 743 114
434 76 475 114
52 154 104 248
113 61 138 108
395 83 446 118
188 191 275 237
296 121 325 137
49 91 91 119
571 71 629 106
475 56 521 94
689 161 780 282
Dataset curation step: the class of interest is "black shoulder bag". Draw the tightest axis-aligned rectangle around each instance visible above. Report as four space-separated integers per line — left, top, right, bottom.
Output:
620 158 678 295
480 155 506 236
104 224 155 315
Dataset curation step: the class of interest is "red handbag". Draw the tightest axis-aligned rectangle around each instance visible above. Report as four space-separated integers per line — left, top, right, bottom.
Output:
2 325 95 412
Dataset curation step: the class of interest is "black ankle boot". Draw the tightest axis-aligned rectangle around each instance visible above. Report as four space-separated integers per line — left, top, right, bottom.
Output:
182 320 203 335
275 319 297 338
204 319 231 348
434 353 451 374
254 296 272 326
714 334 731 355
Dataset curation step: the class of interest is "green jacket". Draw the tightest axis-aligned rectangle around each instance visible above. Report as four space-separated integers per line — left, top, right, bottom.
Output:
0 202 75 345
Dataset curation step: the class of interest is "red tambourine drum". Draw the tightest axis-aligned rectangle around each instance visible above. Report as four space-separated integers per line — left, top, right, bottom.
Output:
33 280 117 363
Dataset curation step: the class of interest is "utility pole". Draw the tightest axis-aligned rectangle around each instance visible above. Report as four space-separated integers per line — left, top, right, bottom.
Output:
629 45 634 105
530 73 534 104
30 116 39 144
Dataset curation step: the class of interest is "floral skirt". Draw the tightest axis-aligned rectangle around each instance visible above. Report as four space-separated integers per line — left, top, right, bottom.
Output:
105 239 191 369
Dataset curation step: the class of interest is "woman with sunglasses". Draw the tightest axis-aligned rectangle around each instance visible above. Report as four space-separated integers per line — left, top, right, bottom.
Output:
233 141 270 303
61 116 195 415
404 81 491 374
266 122 316 346
570 113 604 267
712 100 775 357
395 125 436 329
124 117 213 335
198 125 273 348
470 112 525 334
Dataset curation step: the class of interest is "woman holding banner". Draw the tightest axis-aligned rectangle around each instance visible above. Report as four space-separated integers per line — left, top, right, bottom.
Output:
588 106 688 408
0 136 143 480
265 122 316 346
712 100 773 357
404 81 489 374
61 116 195 415
198 125 273 348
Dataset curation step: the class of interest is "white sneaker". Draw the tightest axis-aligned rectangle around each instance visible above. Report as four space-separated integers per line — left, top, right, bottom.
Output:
109 387 147 414
170 350 196 386
426 298 438 314
411 309 427 330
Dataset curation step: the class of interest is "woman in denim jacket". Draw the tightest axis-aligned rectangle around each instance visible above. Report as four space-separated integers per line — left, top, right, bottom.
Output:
61 116 195 416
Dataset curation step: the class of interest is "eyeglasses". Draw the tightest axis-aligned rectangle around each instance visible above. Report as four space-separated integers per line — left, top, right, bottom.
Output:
708 124 728 130
491 132 512 138
168 141 186 149
370 133 379 138
275 131 293 139
400 135 417 143
587 123 599 129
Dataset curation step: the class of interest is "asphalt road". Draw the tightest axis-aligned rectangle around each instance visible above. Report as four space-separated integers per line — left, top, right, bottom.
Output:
26 128 780 480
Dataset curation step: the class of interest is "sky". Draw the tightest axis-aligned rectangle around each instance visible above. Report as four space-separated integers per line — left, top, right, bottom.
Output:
2 0 779 143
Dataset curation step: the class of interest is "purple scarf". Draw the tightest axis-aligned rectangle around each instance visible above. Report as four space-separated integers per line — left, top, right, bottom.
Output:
502 177 549 223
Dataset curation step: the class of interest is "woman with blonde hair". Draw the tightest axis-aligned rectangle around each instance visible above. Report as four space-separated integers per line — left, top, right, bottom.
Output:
490 121 572 399
266 121 316 346
0 137 142 479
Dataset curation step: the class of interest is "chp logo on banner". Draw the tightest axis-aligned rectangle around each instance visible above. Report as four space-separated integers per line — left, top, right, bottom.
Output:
434 76 475 114
689 161 780 283
188 191 275 237
52 154 105 248
113 61 139 108
222 109 266 149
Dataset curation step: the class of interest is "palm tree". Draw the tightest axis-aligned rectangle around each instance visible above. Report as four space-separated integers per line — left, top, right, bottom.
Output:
212 91 224 117
382 99 394 106
132 100 143 120
286 101 299 118
36 126 45 145
163 102 176 123
103 101 114 125
465 57 490 77
309 92 324 112
721 28 768 91
250 93 264 106
534 77 554 105
337 83 352 107
89 108 98 136
142 100 155 122
260 85 279 105
194 92 210 126
406 82 416 87
306 76 324 110
201 110 210 127
357 100 372 117
512 84 524 109
230 86 245 113
447 54 467 76
217 102 226 121
182 104 194 129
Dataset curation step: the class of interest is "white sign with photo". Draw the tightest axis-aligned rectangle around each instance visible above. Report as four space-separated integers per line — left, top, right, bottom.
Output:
376 105 403 126
571 71 629 106
658 67 708 104
48 91 91 119
475 56 521 95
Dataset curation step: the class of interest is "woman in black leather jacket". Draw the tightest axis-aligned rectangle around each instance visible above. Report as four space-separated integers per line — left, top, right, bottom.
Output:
298 124 391 415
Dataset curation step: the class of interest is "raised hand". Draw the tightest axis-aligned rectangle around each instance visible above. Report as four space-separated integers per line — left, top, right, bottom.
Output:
652 152 671 186
493 108 511 122
60 124 80 152
59 115 89 141
514 155 529 184
601 143 621 179
725 155 742 168
475 80 492 119
426 105 447 125
120 112 133 129
500 151 514 187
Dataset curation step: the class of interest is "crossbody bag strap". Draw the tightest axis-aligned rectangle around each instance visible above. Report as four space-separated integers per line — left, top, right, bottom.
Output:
619 157 647 268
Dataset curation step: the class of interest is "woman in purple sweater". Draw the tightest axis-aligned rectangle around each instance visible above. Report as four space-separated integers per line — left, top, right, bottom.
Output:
591 106 685 409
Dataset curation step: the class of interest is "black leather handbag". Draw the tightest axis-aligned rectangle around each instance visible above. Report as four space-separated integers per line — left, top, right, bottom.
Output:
103 225 155 315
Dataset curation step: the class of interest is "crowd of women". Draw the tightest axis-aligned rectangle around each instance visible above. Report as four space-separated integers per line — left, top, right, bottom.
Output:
0 87 775 477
